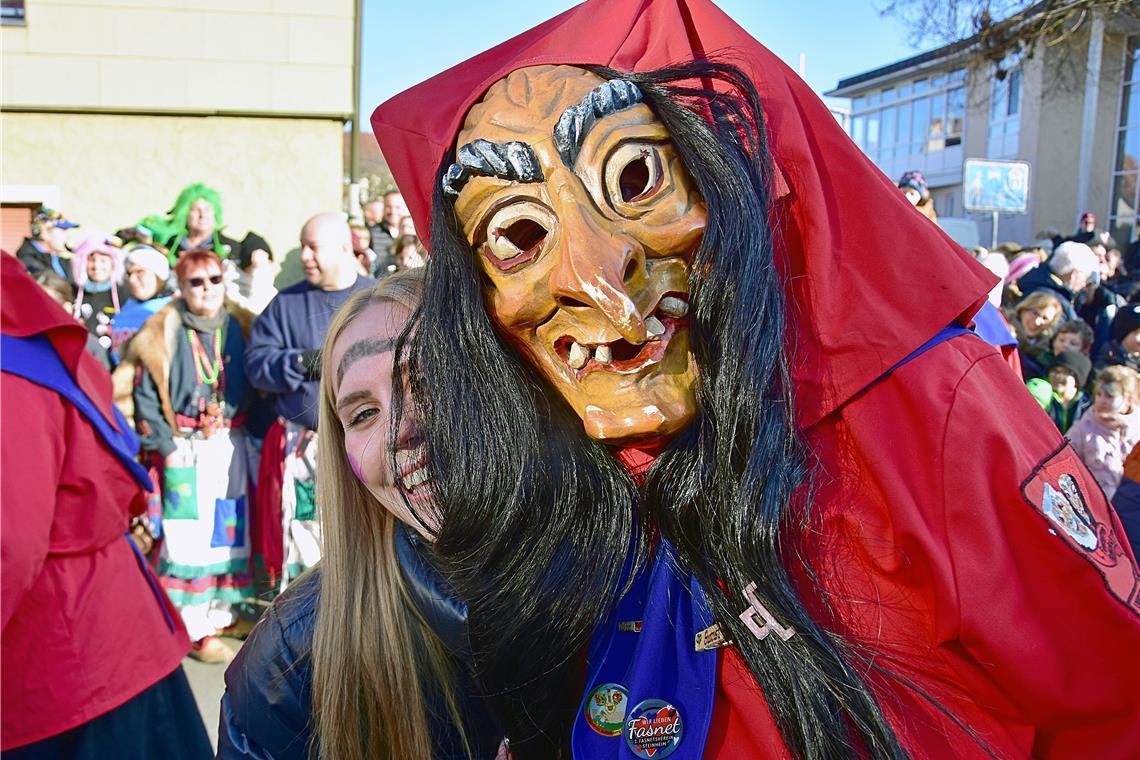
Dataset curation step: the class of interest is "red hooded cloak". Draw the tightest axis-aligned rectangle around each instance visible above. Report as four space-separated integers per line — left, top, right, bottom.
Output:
372 1 1140 755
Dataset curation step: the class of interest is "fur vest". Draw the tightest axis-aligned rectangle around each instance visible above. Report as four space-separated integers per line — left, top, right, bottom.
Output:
112 298 254 428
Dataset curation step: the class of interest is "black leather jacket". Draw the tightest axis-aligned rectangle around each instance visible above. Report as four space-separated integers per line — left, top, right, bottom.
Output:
216 526 503 759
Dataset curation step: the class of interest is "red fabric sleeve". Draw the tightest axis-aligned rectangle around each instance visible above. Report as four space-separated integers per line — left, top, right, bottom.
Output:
942 354 1140 758
1 376 65 630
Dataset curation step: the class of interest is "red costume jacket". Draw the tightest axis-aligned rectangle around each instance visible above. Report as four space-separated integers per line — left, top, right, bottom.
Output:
372 0 1140 754
1 253 189 749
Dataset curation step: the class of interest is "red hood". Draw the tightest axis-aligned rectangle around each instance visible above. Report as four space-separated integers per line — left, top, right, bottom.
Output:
1 252 120 428
371 0 995 428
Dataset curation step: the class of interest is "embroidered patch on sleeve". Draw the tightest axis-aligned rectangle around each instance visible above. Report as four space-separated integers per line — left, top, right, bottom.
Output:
1022 444 1140 615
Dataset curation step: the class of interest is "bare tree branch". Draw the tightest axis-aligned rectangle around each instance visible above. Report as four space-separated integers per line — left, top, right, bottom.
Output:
877 0 1138 76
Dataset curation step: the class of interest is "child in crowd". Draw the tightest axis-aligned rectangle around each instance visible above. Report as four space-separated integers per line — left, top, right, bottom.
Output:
70 230 130 352
1067 365 1140 500
1096 303 1140 372
1014 290 1067 380
1051 319 1094 358
1027 351 1093 433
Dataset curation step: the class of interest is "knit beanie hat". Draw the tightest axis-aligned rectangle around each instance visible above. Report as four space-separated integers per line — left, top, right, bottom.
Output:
1049 351 1092 387
897 170 929 201
1007 252 1040 284
1112 303 1140 344
125 244 171 282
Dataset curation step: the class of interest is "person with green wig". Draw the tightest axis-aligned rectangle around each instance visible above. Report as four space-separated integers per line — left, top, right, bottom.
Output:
140 183 241 264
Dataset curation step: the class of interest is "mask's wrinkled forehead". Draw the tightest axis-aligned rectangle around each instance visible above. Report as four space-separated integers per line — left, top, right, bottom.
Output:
443 65 645 198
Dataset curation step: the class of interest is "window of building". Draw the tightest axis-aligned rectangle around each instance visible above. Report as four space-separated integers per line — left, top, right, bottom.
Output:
1109 35 1140 249
845 63 968 174
987 64 1021 159
947 87 965 147
1 0 25 25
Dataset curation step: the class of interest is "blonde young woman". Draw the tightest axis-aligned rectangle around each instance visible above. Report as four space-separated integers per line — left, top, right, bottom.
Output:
218 269 505 759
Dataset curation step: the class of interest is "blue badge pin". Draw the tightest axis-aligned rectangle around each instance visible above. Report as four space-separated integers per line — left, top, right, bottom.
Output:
584 682 629 737
624 698 683 759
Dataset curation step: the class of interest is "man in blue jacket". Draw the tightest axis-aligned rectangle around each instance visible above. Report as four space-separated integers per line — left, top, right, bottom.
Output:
245 213 373 588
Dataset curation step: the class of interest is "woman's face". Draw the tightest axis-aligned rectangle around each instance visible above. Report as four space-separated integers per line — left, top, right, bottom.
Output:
127 266 161 301
179 261 225 317
330 300 435 537
87 252 113 283
1019 302 1060 337
1094 382 1129 415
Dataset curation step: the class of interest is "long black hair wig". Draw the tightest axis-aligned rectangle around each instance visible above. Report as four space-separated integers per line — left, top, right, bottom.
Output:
397 60 911 759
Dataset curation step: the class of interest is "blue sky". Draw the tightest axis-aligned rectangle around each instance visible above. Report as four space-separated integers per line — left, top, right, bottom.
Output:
359 0 923 128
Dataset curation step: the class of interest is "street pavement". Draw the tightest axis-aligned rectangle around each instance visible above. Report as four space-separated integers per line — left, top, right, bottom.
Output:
185 636 243 752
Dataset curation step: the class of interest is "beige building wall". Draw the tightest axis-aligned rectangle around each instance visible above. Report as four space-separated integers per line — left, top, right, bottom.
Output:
1 0 353 117
1031 31 1128 241
1 112 343 260
1 0 354 267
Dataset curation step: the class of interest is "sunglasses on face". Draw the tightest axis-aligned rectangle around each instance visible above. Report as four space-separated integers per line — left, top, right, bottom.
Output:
187 274 224 289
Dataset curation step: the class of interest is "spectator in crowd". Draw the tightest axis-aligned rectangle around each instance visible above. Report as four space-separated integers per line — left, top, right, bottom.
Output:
70 230 130 354
1096 303 1140 372
394 234 427 270
32 269 113 371
1 254 212 757
111 243 174 358
1110 441 1140 556
1016 240 1100 317
16 207 79 284
1027 351 1093 433
141 183 242 262
1014 290 1067 380
397 214 417 238
364 191 406 276
1051 318 1094 358
1003 247 1043 303
349 223 376 277
219 268 507 760
246 212 374 589
132 250 253 665
896 170 937 224
224 232 278 316
1071 210 1097 244
1067 365 1140 501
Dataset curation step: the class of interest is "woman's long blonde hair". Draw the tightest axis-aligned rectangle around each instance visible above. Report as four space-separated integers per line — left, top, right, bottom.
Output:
310 267 466 759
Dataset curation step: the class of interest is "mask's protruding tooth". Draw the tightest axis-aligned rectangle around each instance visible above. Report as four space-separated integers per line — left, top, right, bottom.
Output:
658 296 689 319
568 341 589 370
594 344 613 365
645 315 666 338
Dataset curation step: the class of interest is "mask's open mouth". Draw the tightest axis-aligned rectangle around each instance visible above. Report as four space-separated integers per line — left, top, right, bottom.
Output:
554 293 690 380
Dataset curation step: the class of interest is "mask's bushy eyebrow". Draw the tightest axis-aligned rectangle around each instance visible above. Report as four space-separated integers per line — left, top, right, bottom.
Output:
552 79 643 169
442 139 544 198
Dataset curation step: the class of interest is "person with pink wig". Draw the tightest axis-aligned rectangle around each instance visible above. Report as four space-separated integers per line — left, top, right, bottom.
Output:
70 230 130 353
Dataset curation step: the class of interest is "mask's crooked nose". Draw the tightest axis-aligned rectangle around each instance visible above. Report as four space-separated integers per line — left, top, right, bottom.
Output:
549 202 648 344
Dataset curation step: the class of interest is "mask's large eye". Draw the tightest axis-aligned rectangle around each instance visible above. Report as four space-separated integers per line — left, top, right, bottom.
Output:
605 141 665 209
482 203 557 272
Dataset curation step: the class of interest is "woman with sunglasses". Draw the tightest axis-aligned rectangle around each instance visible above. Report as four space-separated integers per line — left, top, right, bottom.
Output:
133 249 254 664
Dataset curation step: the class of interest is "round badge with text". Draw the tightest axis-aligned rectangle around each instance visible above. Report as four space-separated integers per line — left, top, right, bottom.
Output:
584 682 629 737
623 698 683 759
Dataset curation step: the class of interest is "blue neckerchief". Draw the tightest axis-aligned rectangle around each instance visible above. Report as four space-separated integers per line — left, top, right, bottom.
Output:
570 324 973 759
0 333 151 490
83 278 114 293
572 540 717 759
50 255 68 280
972 302 1016 349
